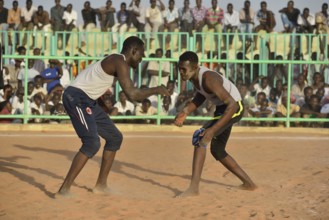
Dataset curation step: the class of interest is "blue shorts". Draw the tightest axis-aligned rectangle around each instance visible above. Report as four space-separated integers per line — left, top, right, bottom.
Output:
62 86 122 157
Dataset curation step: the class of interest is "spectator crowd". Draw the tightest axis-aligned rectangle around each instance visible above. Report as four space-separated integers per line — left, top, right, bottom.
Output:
0 0 329 127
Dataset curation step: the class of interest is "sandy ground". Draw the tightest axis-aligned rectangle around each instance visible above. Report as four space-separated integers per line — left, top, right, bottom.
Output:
0 126 329 220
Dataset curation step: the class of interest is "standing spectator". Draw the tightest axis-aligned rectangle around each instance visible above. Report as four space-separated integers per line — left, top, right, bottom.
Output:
254 1 276 50
223 3 239 50
112 2 130 49
40 59 63 93
147 48 170 88
50 0 65 49
128 0 146 32
0 0 9 45
79 1 97 48
18 0 37 46
31 6 51 50
163 0 179 50
297 8 315 54
145 0 165 48
239 1 255 48
192 0 207 52
17 59 39 89
204 0 224 51
62 4 78 48
178 0 193 49
7 1 21 47
114 91 135 115
32 47 45 74
59 60 70 89
313 13 328 55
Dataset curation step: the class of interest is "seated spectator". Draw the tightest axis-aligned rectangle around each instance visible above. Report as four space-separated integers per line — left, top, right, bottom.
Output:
311 72 325 94
11 87 31 116
97 0 116 32
145 0 165 48
128 0 146 32
0 101 13 123
276 94 301 126
18 0 37 46
279 0 300 33
268 88 278 110
40 59 63 94
295 86 313 107
300 94 328 127
159 95 176 116
58 60 71 89
248 98 274 126
114 91 135 115
96 93 118 116
50 103 68 124
45 89 62 114
223 3 240 50
17 59 39 89
80 1 97 48
192 0 207 52
26 81 35 101
62 4 78 48
313 13 328 55
112 2 130 48
135 98 157 124
297 8 315 53
50 0 65 49
32 48 45 74
255 1 276 33
30 93 46 123
30 75 47 101
291 73 308 101
31 5 51 49
239 1 255 49
7 1 21 47
204 0 224 51
254 1 276 50
249 76 271 98
178 0 193 49
163 0 179 50
0 84 14 102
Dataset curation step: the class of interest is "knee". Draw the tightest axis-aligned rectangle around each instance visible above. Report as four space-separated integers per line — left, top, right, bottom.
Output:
210 142 228 161
104 130 123 152
80 137 101 158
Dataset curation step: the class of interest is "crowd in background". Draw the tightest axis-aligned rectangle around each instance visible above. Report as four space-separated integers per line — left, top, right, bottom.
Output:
0 0 329 127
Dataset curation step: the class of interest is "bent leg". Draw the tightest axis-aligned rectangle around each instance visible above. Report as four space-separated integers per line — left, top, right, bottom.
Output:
219 155 257 190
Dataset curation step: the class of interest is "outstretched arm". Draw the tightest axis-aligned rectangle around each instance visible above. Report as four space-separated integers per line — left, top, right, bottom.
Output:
108 57 169 102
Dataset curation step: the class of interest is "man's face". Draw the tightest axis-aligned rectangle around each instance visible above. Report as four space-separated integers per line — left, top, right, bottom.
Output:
119 92 127 103
150 0 156 8
261 3 266 11
227 5 233 13
13 2 18 9
211 0 217 8
178 61 197 81
130 46 145 69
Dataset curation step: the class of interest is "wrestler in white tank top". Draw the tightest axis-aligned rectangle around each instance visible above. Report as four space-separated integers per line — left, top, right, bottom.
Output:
194 66 241 106
70 54 125 100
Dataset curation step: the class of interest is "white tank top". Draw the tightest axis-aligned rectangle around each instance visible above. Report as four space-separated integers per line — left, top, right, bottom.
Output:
70 54 124 100
195 66 241 106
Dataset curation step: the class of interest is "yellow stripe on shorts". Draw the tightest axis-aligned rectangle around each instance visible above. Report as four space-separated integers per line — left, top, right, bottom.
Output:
212 101 243 120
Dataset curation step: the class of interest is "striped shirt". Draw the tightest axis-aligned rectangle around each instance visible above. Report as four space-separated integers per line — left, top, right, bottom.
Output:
205 6 224 25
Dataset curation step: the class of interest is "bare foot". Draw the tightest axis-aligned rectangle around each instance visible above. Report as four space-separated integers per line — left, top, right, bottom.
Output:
92 185 111 195
238 183 257 191
55 190 74 198
176 188 199 198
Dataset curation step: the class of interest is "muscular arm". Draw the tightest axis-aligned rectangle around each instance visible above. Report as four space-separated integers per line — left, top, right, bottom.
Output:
101 56 167 102
202 71 239 132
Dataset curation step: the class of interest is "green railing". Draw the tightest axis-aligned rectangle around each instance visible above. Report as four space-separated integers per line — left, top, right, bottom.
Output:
1 30 328 127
